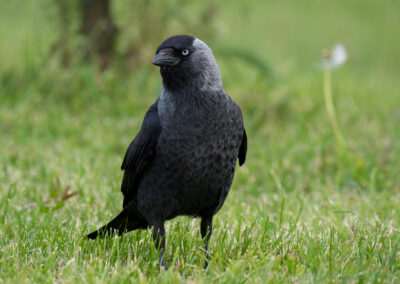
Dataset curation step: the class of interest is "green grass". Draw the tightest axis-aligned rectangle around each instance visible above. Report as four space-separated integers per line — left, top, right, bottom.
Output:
1 0 400 283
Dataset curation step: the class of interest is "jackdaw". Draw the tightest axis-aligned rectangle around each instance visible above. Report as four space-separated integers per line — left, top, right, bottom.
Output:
87 35 247 267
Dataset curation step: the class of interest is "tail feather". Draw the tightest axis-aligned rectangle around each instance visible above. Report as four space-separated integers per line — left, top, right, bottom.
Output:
87 204 149 239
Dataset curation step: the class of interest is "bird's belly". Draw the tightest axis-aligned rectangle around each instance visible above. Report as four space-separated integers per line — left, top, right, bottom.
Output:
160 132 238 213
136 121 242 221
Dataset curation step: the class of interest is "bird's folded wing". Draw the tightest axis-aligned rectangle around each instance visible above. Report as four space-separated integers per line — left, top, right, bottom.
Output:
238 129 247 166
121 101 162 207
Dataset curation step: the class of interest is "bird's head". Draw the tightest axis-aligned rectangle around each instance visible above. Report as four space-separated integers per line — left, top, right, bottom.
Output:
152 35 223 92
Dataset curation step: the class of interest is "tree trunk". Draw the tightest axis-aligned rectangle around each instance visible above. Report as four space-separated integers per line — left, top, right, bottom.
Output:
80 0 118 69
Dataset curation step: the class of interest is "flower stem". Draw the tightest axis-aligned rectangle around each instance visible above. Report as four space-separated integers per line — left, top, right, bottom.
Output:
323 68 346 149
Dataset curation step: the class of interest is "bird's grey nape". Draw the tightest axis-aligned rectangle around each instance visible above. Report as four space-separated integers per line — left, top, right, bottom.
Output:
191 38 224 92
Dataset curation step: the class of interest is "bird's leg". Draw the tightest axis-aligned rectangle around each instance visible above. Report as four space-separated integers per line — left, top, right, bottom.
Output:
200 216 213 269
153 223 166 268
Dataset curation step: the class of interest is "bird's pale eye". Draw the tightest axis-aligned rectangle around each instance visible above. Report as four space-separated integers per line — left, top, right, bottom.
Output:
181 49 190 56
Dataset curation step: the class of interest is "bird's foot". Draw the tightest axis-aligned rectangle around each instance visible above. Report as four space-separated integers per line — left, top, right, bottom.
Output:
159 251 166 269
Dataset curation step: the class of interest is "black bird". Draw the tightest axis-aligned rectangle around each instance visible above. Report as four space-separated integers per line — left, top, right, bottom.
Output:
87 35 247 267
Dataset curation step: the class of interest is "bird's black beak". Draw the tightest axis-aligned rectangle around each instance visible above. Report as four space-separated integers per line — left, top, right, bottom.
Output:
152 48 180 66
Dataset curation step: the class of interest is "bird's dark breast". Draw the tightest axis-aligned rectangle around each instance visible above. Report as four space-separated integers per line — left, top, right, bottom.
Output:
136 96 243 223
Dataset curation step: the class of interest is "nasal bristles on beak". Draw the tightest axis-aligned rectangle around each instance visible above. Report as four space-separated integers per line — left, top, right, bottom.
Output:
152 48 180 66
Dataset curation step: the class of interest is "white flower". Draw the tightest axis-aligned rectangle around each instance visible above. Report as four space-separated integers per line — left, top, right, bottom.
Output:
320 44 347 69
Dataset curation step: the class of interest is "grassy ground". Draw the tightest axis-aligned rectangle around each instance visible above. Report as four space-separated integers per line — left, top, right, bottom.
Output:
1 0 400 283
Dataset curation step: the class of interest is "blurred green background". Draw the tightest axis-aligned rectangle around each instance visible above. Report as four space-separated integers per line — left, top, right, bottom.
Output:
1 0 399 282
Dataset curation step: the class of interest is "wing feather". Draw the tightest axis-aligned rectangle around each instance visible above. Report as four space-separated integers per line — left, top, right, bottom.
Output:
238 128 247 166
121 101 161 207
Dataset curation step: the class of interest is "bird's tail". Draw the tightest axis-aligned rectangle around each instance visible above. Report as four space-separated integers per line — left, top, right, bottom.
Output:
87 203 149 239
